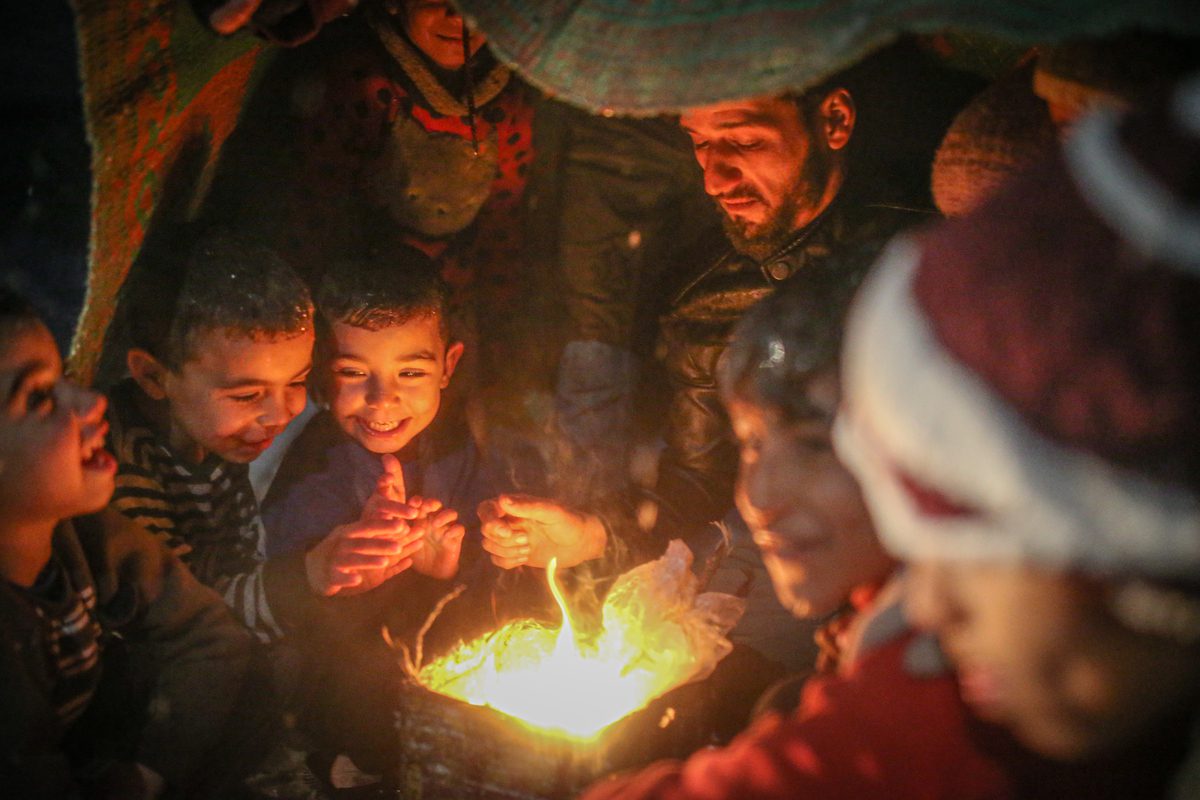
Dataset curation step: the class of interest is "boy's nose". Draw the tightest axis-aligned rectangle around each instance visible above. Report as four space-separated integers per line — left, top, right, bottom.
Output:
366 379 401 408
736 464 782 531
258 392 292 427
64 382 106 423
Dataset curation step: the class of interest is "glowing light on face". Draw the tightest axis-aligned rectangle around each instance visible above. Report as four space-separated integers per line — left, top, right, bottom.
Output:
417 542 743 741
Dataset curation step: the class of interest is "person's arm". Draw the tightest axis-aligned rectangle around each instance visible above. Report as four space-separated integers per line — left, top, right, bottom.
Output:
646 329 742 539
75 508 258 791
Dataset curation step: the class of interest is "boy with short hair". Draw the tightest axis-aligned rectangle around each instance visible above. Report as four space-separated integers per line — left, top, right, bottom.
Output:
106 233 423 643
261 246 487 581
0 286 258 798
258 247 496 780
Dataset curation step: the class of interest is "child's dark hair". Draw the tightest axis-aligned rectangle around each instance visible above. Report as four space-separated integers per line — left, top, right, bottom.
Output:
719 258 868 421
0 286 43 349
315 245 452 342
124 230 313 370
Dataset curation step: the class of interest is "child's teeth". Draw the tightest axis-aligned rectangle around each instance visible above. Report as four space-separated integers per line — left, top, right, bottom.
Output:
367 420 399 432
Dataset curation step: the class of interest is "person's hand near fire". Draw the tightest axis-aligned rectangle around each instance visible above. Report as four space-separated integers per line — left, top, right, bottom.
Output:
303 511 424 597
367 454 466 580
478 495 607 570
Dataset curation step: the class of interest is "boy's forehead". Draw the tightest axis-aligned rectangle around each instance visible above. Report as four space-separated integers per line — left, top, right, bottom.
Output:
739 365 841 423
0 322 59 373
331 315 447 358
180 325 313 378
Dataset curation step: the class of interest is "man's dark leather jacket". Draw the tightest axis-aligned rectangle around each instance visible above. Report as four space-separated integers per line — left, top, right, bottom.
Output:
646 194 928 539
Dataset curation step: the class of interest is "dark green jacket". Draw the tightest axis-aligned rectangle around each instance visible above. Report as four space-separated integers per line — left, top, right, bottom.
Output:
648 196 929 538
0 508 256 797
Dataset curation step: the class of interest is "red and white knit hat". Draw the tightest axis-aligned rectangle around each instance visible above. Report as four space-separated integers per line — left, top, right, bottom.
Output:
835 74 1200 580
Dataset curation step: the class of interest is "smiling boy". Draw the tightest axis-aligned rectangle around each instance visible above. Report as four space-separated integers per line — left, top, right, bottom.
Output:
259 248 495 780
262 247 484 579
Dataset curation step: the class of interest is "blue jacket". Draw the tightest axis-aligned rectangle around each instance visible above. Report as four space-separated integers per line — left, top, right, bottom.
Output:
260 410 495 569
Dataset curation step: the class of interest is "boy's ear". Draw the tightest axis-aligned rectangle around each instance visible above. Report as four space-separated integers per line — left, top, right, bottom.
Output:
127 348 170 400
441 341 465 388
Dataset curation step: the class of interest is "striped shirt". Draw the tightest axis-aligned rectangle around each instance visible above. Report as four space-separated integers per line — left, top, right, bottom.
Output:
19 553 104 726
107 380 285 642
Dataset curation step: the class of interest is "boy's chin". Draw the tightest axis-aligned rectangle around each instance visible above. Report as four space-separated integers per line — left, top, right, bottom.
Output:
355 434 417 455
76 478 117 517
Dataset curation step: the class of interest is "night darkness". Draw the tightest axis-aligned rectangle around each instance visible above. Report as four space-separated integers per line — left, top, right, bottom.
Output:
0 1 90 352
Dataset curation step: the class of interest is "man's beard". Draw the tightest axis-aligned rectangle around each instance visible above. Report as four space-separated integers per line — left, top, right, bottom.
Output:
719 152 832 262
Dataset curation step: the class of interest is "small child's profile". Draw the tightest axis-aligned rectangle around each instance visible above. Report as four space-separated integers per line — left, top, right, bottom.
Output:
0 286 258 798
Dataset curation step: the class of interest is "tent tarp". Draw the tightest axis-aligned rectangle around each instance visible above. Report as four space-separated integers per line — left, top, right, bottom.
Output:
455 0 1200 115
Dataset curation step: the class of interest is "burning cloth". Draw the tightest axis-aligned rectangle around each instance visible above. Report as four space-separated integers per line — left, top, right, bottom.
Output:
417 540 746 740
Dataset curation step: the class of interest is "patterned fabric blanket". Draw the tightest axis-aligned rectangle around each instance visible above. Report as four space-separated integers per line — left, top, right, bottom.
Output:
68 0 262 384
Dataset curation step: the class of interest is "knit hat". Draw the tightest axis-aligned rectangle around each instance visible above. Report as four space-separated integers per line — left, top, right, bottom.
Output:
454 0 1200 115
835 74 1200 581
931 62 1058 217
1033 32 1200 123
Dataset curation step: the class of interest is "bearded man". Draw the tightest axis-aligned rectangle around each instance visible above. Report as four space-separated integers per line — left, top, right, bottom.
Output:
647 82 925 543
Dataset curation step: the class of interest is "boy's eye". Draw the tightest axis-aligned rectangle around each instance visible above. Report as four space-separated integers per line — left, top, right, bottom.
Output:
336 367 366 379
732 139 762 150
26 386 56 414
399 370 427 379
229 391 262 403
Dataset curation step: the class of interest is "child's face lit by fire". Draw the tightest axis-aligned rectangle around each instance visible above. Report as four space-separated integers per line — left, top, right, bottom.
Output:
0 322 115 524
730 369 893 619
153 327 313 464
328 314 462 455
906 560 1200 761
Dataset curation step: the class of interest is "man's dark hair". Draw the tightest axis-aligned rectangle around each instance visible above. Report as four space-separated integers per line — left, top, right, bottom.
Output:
719 257 867 422
315 245 452 343
124 230 313 370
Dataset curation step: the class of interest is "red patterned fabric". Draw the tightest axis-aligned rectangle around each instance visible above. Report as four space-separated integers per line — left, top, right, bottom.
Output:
201 15 535 370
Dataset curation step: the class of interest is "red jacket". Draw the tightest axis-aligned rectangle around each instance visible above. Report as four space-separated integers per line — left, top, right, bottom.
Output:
582 630 1012 800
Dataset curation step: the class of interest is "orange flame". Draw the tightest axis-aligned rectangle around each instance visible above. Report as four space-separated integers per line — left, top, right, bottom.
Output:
417 542 744 741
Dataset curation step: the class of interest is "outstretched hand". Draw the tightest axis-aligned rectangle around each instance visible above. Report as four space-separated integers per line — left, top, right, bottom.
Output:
478 494 606 570
364 454 464 580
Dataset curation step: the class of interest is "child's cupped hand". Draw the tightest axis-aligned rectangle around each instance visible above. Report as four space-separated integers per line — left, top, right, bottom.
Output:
304 515 425 596
363 454 464 580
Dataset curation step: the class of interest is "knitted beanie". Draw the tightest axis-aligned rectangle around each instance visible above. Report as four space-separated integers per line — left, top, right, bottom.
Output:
931 62 1058 218
835 74 1200 580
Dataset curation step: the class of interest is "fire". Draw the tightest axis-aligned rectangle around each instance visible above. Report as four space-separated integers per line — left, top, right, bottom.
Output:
416 541 744 741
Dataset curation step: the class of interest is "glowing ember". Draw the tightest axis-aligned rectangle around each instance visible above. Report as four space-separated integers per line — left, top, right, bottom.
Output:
417 541 744 741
